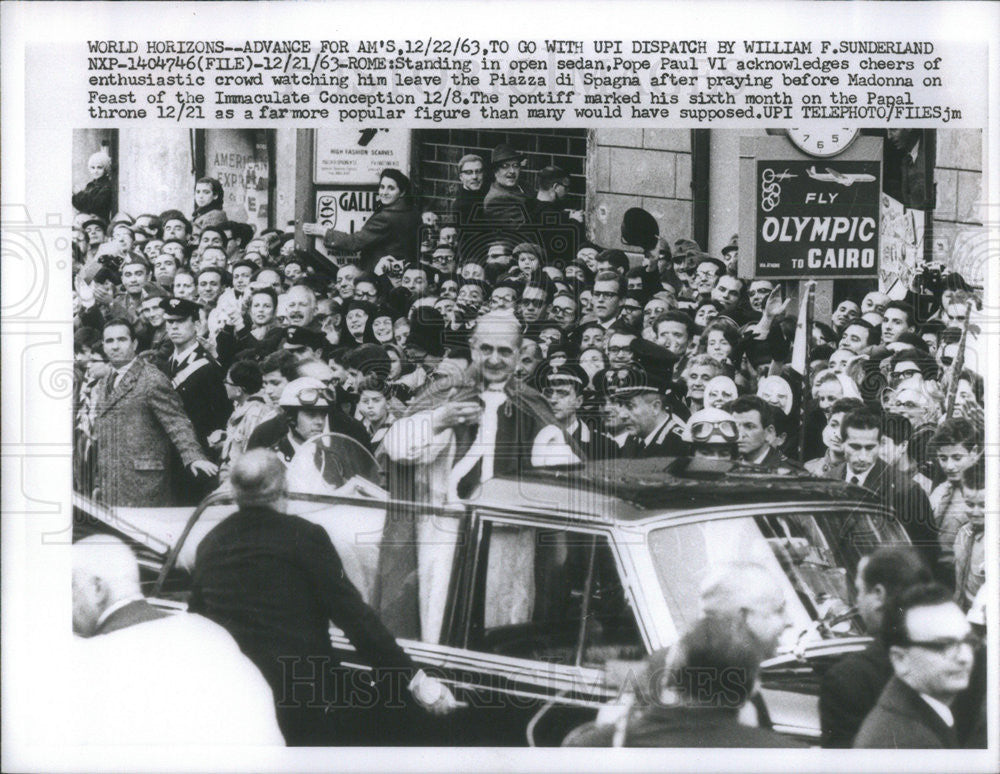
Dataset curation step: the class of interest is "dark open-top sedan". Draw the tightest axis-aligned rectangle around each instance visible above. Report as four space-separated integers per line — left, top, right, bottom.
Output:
74 456 906 746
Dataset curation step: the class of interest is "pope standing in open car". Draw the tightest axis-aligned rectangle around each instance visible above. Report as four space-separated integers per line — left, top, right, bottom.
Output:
375 309 581 643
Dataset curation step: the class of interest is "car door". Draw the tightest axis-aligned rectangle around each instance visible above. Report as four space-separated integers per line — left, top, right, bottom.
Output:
431 509 649 746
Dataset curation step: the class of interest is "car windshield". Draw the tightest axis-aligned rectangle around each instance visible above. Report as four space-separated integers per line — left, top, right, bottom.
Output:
647 508 909 650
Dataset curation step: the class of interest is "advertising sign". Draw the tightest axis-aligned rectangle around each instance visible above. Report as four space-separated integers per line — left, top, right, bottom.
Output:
753 159 881 279
880 192 925 299
313 128 411 185
312 188 379 261
204 129 270 233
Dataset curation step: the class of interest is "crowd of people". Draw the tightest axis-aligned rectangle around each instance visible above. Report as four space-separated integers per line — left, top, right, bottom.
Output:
71 139 988 748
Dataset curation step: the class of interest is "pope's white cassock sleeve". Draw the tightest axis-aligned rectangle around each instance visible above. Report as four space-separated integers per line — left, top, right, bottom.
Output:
382 407 579 642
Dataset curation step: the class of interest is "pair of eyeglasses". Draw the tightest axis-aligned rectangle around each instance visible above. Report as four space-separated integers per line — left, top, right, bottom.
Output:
354 290 378 300
592 290 618 300
891 368 922 383
690 419 739 442
550 305 574 316
904 634 980 656
607 345 631 354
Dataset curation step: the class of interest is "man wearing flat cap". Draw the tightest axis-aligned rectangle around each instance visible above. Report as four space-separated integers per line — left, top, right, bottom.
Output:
609 340 688 459
161 297 231 483
483 143 529 227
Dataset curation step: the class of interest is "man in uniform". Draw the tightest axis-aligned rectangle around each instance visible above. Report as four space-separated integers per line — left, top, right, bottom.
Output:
608 342 687 459
161 297 231 449
535 360 612 460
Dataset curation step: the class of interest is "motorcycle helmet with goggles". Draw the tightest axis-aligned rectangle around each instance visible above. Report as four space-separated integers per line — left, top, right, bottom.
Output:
279 377 332 409
684 406 739 444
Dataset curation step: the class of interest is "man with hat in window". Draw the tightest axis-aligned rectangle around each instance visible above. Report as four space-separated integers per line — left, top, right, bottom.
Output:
608 340 688 459
483 143 529 226
161 297 231 470
721 234 739 275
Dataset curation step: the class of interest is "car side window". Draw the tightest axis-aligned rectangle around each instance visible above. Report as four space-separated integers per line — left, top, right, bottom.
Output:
466 520 643 667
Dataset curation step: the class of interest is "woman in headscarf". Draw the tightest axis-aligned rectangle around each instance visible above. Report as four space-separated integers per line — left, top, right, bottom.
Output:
342 299 377 347
302 168 420 272
191 177 227 236
371 305 396 346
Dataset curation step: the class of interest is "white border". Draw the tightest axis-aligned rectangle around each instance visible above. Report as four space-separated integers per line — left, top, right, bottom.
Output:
3 2 998 771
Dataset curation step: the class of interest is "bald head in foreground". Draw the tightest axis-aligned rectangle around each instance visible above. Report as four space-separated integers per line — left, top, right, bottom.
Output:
699 561 792 658
72 535 166 637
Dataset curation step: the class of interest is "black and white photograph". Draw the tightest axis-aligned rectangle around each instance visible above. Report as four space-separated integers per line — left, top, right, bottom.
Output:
66 122 989 747
2 2 997 771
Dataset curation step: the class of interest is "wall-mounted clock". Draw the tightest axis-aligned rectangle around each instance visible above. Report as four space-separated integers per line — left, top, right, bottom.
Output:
785 127 860 157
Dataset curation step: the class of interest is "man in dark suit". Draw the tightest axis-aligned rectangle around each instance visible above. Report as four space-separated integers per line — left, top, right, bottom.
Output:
820 547 932 747
564 615 804 747
855 584 976 748
188 450 456 745
93 318 217 507
72 535 167 636
840 409 941 576
729 395 804 472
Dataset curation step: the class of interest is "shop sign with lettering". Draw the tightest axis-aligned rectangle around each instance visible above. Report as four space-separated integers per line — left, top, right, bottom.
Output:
754 159 881 279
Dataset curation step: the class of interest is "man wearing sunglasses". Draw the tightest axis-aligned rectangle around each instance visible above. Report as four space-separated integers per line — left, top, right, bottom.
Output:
888 348 938 391
450 153 486 226
855 584 976 748
483 143 529 227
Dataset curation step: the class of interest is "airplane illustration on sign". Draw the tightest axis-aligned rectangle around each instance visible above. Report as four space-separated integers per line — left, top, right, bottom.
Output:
806 166 877 187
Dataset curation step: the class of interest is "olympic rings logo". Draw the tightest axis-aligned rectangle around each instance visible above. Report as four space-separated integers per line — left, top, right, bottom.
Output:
760 168 789 212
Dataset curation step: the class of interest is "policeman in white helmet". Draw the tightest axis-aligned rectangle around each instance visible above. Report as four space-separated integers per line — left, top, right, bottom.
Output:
273 376 330 464
684 406 740 461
